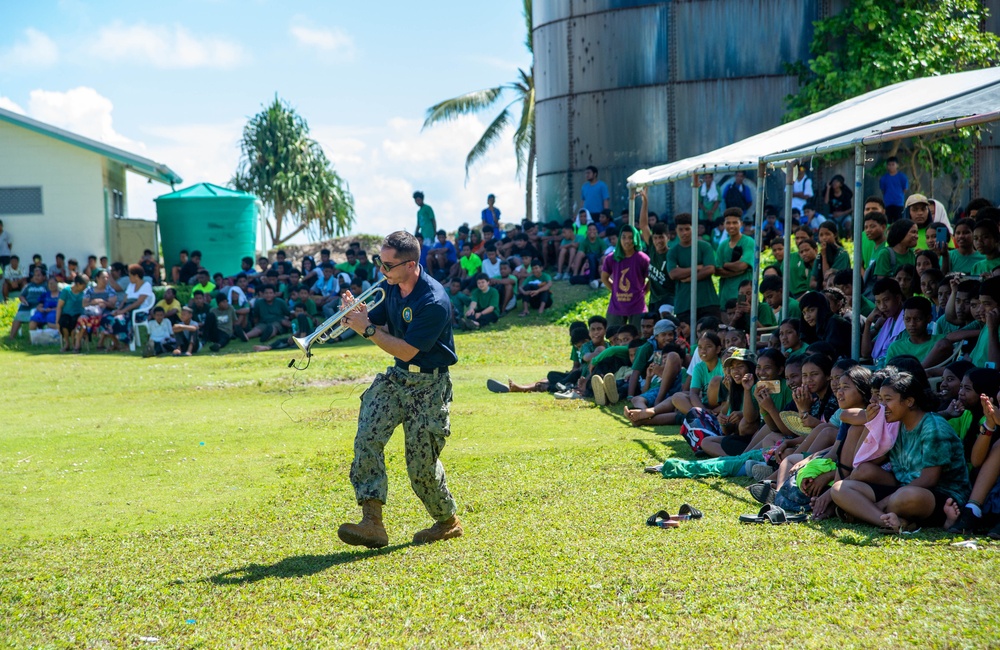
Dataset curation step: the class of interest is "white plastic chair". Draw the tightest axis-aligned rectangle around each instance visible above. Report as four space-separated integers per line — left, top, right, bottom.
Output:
129 310 150 352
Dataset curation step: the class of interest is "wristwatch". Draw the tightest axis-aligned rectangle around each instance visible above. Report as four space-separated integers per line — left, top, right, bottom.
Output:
362 324 377 339
981 423 995 437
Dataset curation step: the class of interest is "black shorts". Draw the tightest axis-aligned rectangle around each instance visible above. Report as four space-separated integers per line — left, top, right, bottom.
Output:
719 434 752 457
58 312 78 331
865 482 952 528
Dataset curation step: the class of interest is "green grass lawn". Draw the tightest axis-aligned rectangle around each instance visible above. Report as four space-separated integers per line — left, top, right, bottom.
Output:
3 285 1000 648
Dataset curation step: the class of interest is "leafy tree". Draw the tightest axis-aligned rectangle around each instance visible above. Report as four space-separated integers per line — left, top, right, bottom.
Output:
785 0 1000 205
232 97 355 246
422 0 535 220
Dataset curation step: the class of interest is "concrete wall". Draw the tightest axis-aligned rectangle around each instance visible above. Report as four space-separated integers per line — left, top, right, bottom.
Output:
0 121 108 264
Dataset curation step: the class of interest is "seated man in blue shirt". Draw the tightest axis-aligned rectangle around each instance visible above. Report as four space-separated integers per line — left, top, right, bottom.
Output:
426 229 458 282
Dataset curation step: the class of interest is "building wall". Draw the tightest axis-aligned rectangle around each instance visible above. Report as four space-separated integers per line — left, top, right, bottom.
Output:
0 121 108 264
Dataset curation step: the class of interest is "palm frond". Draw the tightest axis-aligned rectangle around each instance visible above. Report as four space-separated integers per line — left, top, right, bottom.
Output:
422 87 505 130
464 109 512 182
523 0 533 54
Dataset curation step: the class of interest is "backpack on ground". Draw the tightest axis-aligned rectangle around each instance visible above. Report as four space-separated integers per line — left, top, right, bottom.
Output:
680 408 723 455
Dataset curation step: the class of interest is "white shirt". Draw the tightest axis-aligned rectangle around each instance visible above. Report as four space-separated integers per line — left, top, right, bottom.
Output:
3 264 25 281
225 285 248 307
147 319 175 343
481 257 503 279
0 231 11 256
792 176 814 213
126 281 155 313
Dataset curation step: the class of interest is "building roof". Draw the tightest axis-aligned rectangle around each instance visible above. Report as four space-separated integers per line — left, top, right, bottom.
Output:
0 106 182 186
155 182 254 201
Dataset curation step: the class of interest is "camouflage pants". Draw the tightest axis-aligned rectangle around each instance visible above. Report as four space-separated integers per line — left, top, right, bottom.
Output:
350 366 458 522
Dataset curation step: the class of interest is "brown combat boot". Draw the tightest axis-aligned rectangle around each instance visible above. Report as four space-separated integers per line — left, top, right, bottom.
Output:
412 515 463 544
337 500 389 548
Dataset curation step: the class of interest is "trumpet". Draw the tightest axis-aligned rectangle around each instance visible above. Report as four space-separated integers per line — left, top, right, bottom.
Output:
293 278 387 356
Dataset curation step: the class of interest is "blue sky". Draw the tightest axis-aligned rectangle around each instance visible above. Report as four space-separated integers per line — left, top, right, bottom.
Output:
0 0 532 241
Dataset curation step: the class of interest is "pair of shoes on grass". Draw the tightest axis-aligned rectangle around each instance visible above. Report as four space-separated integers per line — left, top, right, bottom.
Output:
646 504 704 529
554 389 583 400
748 480 776 505
745 461 773 482
591 373 619 406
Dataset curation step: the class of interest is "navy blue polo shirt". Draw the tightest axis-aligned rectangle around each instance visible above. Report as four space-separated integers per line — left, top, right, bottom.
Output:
368 267 457 369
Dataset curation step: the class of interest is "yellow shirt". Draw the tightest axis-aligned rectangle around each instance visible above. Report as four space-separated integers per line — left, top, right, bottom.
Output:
155 298 181 313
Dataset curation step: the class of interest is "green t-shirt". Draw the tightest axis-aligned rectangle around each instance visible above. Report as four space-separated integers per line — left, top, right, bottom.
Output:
757 302 778 327
579 237 607 256
590 345 631 368
293 298 318 317
335 261 359 275
970 326 994 367
253 298 290 324
459 253 482 276
862 238 886 271
949 249 985 275
784 297 802 320
470 287 500 313
813 248 851 285
192 282 216 297
647 247 674 306
788 253 813 297
972 256 1000 277
632 340 656 373
449 290 472 314
890 413 970 503
885 331 942 364
716 235 755 307
690 359 724 398
417 204 436 240
666 240 718 314
934 314 962 336
58 286 85 316
873 247 915 278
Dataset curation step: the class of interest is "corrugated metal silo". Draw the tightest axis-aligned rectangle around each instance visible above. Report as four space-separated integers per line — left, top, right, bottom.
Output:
534 0 822 220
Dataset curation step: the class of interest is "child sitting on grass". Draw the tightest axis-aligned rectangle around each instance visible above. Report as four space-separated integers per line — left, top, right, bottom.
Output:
488 322 589 395
518 261 553 317
146 306 176 356
462 273 501 330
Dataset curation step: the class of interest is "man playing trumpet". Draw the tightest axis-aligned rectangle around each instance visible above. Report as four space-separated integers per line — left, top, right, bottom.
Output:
338 230 463 548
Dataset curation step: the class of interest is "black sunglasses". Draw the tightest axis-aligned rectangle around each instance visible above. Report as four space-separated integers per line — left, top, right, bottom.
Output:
373 254 413 272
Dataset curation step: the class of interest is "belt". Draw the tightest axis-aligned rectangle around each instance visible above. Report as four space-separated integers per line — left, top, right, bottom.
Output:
395 362 449 376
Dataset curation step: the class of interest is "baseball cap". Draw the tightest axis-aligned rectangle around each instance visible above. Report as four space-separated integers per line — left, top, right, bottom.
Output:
657 304 674 316
904 193 930 208
653 319 676 335
723 348 757 368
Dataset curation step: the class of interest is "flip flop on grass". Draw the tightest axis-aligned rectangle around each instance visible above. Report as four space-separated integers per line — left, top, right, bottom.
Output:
739 504 807 525
486 379 510 393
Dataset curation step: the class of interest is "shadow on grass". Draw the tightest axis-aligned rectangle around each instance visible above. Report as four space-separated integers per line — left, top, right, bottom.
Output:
206 543 412 585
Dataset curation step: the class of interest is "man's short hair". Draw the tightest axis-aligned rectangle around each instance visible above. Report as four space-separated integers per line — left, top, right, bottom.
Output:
967 197 994 214
190 250 202 258
976 215 1000 235
902 296 932 320
674 213 692 227
865 195 886 210
473 272 489 282
483 225 494 234
981 277 1000 303
723 207 743 221
261 285 275 293
833 269 853 286
215 292 228 303
484 242 497 252
587 315 607 327
193 289 205 297
887 156 899 164
586 165 598 175
619 324 639 337
10 254 18 261
56 253 65 260
627 339 645 349
412 191 425 200
571 328 591 345
760 275 783 294
651 223 668 236
383 230 421 261
957 279 981 296
863 211 887 226
320 248 331 256
873 277 903 298
437 229 447 236
153 306 165 314
179 249 189 256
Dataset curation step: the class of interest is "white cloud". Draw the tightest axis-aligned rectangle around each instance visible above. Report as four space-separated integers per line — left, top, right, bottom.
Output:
0 96 26 114
86 22 248 69
289 24 355 60
0 28 59 71
310 114 528 239
25 87 144 151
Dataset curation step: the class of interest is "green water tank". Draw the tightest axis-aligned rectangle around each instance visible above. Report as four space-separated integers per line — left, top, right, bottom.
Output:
155 183 258 278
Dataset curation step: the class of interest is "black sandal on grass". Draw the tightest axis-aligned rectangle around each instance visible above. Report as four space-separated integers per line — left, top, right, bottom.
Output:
678 503 703 519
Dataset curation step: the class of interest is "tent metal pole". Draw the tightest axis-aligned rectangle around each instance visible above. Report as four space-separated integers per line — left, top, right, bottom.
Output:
852 144 866 360
691 176 699 341
628 187 636 227
750 161 766 354
782 162 794 320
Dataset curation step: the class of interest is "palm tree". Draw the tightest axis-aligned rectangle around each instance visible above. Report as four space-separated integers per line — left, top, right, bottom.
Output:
232 97 355 247
422 0 535 220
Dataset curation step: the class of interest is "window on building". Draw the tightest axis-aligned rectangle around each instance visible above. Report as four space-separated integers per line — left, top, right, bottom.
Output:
112 189 124 218
0 187 43 215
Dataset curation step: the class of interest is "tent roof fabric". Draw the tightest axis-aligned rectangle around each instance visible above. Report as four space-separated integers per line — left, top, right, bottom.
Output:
628 67 1000 187
155 183 255 201
0 106 182 185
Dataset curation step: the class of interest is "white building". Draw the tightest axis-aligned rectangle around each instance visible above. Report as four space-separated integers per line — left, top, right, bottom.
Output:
0 106 181 267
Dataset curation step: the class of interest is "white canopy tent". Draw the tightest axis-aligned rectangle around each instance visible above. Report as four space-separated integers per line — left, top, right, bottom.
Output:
627 66 1000 358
